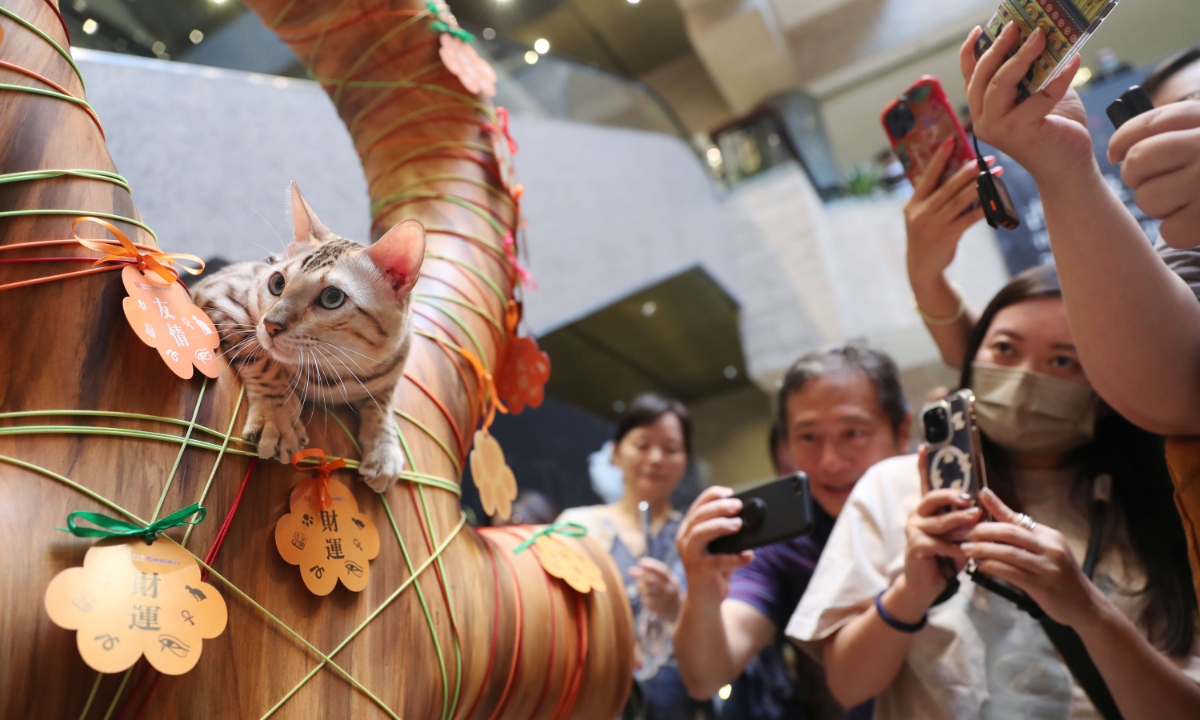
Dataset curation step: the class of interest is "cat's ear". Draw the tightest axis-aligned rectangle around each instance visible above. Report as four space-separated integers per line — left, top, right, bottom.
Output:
287 181 334 256
365 219 426 296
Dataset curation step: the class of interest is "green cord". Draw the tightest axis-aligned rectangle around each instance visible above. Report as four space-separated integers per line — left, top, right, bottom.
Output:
0 169 130 193
394 408 462 474
416 293 503 332
423 250 509 304
0 209 157 242
99 668 134 720
0 6 86 92
371 174 515 215
181 386 246 547
0 83 98 118
418 295 489 373
151 378 207 522
0 410 253 444
77 672 102 720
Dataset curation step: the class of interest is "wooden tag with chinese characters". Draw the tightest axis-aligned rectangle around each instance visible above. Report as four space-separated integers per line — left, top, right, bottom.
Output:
44 538 227 675
121 266 220 379
274 477 381 595
533 536 606 594
470 430 518 520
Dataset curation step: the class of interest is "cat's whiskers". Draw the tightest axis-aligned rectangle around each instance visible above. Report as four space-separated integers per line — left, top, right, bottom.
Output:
315 345 356 412
320 339 380 366
323 343 386 418
218 335 259 361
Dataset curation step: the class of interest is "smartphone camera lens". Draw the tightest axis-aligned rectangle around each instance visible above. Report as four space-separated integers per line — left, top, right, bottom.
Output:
923 404 951 445
885 102 916 139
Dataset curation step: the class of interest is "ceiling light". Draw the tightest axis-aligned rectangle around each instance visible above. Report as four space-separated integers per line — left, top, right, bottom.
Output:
72 0 86 11
82 18 98 35
718 685 732 701
189 29 204 44
1070 66 1093 88
524 50 538 64
482 27 496 40
534 38 549 54
641 301 656 317
613 400 626 413
724 366 738 379
705 147 722 167
628 0 641 4
152 41 166 55
211 0 228 4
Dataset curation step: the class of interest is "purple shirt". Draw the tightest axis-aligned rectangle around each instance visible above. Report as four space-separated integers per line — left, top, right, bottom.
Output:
726 504 874 720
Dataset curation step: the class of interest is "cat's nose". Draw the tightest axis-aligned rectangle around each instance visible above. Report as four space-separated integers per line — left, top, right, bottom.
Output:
264 321 286 338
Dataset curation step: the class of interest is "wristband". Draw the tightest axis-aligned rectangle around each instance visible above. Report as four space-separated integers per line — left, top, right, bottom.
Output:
874 590 927 633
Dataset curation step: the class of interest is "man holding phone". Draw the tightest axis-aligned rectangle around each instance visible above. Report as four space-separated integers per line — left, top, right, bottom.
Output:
673 342 911 719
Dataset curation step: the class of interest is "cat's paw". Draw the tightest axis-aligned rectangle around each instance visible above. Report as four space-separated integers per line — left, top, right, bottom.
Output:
359 440 406 492
251 407 307 463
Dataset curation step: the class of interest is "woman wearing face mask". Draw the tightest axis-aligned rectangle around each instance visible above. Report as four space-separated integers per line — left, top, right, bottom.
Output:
556 393 707 720
788 265 1200 719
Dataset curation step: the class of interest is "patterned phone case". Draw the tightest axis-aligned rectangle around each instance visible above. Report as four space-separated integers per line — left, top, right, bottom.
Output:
976 0 1121 97
882 76 976 187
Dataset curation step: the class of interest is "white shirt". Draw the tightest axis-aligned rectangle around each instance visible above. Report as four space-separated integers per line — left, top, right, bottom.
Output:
786 454 1200 720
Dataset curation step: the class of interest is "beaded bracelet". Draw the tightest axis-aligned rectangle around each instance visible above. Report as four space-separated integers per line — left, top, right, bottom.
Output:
874 590 927 633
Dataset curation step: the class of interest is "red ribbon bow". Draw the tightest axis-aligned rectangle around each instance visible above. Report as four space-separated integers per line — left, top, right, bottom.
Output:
291 448 347 510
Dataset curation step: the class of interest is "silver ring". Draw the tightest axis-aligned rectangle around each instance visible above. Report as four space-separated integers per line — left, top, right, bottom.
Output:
1015 513 1038 532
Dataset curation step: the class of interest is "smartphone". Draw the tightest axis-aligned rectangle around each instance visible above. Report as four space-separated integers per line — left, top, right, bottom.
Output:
921 390 989 538
707 473 814 554
975 0 1122 98
882 76 976 187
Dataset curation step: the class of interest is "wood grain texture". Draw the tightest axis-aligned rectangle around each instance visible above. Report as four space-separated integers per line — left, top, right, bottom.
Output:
0 0 634 717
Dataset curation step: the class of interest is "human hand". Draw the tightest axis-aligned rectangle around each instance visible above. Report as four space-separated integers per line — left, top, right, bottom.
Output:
895 447 979 615
959 23 1092 184
630 558 683 622
1108 101 1200 248
905 140 997 290
675 486 754 610
963 487 1103 628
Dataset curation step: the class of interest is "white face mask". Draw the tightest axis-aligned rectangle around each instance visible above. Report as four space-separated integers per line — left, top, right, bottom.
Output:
970 362 1099 457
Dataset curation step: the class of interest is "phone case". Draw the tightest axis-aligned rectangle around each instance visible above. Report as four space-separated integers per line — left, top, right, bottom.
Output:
881 76 976 187
707 473 814 554
975 0 1122 97
921 390 989 503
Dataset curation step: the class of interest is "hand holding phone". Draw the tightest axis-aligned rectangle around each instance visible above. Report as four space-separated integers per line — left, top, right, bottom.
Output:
882 76 976 188
706 473 815 554
921 390 990 541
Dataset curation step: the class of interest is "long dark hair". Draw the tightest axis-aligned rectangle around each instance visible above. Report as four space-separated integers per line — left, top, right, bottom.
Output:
959 264 1196 656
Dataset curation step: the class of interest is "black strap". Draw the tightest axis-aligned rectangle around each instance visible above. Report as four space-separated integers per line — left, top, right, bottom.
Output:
968 484 1124 720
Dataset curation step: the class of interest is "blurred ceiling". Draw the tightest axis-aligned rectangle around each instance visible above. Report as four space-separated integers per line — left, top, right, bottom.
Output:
540 266 750 419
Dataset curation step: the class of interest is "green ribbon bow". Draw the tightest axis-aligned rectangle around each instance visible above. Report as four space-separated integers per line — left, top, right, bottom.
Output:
426 1 475 43
59 503 207 545
513 521 587 554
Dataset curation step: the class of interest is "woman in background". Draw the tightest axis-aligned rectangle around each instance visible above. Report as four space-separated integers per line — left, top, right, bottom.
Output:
557 393 705 720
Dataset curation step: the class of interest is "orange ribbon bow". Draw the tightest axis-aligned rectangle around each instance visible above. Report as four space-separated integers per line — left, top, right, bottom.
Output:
290 448 348 510
72 217 205 285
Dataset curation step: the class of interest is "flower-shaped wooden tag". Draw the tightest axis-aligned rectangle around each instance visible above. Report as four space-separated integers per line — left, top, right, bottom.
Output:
495 336 550 415
531 536 606 594
439 34 496 97
470 430 518 520
44 538 227 675
122 266 220 379
274 476 381 595
487 108 518 192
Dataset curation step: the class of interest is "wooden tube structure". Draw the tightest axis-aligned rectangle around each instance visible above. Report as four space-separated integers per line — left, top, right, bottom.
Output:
0 0 634 717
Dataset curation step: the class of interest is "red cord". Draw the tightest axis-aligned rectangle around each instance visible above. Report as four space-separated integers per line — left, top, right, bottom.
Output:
41 0 70 44
201 457 258 581
130 671 162 720
458 530 502 720
0 59 104 137
112 663 153 720
404 370 466 457
484 528 524 720
526 553 558 720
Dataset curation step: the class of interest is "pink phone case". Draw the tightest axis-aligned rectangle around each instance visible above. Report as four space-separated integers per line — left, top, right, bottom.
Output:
882 76 976 187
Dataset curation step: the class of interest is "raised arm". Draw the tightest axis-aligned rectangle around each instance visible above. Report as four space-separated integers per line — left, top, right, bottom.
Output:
905 140 992 368
961 24 1200 435
822 473 978 707
673 487 766 699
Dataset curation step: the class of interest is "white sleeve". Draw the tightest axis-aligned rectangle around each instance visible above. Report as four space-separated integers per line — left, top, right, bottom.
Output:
786 455 921 645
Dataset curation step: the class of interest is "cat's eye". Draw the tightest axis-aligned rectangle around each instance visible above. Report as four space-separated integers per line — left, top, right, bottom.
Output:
319 286 346 309
268 272 286 296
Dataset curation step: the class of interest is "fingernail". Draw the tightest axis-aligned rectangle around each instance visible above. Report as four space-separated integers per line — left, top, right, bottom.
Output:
961 542 975 552
941 138 955 149
959 493 973 502
992 167 1005 176
985 155 996 163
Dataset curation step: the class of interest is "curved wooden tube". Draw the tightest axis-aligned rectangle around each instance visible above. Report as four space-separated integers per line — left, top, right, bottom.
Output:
0 0 633 717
